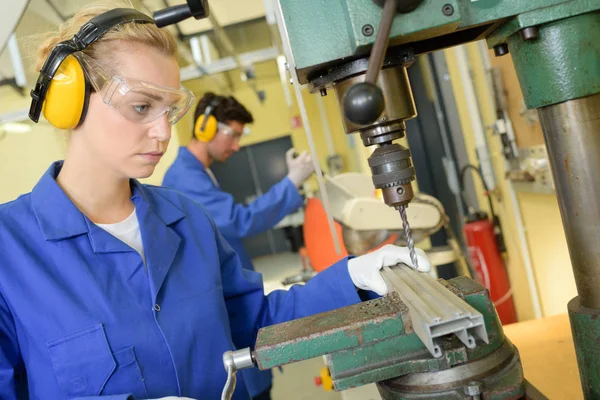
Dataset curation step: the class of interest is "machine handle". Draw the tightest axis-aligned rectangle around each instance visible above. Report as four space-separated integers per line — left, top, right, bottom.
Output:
220 348 255 400
364 0 397 85
342 0 398 126
221 365 236 400
153 4 191 27
153 0 209 28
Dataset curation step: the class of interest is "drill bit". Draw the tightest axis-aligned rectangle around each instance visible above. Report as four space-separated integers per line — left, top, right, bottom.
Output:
398 205 419 270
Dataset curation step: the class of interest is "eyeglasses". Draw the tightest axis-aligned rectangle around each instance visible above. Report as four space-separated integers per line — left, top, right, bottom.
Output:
217 122 244 139
74 51 195 126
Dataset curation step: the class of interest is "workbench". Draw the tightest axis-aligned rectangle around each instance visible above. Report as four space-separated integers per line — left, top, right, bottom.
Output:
341 314 582 400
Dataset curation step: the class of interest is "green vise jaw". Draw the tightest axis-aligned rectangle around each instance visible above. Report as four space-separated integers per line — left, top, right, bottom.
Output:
254 292 412 370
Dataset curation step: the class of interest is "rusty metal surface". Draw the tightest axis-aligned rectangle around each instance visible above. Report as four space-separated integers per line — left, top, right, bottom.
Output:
254 293 408 369
377 340 525 399
447 275 488 297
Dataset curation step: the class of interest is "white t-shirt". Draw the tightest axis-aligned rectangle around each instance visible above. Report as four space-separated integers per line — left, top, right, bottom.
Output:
96 208 146 264
206 168 220 187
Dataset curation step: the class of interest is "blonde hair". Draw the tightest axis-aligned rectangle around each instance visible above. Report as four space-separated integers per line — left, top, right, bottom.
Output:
34 0 178 71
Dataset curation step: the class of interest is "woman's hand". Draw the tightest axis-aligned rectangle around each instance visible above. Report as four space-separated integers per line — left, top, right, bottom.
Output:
348 244 431 296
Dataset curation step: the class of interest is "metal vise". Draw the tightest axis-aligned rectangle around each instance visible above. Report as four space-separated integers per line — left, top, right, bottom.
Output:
223 268 525 399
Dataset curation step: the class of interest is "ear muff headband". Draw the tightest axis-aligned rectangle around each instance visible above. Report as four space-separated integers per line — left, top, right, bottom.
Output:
194 97 221 142
29 8 154 129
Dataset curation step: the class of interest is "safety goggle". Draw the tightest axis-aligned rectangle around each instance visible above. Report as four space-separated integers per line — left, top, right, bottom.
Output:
217 122 250 138
74 51 195 126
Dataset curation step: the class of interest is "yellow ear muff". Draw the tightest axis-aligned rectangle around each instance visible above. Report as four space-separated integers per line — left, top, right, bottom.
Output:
194 114 218 142
42 54 89 130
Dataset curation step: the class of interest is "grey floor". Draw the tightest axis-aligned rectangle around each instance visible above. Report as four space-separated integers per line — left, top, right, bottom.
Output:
252 252 382 400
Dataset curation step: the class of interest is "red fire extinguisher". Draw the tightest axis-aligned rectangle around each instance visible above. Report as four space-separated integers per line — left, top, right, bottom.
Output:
460 164 517 325
464 210 517 325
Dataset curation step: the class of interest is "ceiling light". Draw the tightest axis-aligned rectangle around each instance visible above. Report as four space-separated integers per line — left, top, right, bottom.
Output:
1 122 32 134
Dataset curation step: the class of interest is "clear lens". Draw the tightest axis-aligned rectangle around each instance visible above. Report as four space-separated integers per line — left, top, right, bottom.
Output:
218 122 244 138
117 88 194 125
74 51 195 125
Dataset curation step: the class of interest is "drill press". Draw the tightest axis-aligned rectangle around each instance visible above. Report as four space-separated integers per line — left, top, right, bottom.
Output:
151 0 600 397
269 0 600 396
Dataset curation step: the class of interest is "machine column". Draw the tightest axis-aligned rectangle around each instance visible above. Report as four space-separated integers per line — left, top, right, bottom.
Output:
539 93 600 399
507 12 600 398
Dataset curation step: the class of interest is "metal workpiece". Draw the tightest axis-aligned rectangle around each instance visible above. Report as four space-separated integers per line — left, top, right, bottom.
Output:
381 265 489 358
507 12 600 109
538 93 600 309
568 297 600 399
334 66 417 137
253 294 409 370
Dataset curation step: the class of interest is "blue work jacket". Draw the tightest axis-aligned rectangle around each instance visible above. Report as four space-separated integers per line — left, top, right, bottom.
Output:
162 148 304 399
162 147 304 273
0 162 361 400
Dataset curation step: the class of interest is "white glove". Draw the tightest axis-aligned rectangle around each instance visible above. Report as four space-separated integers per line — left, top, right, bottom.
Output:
286 148 315 188
348 244 431 296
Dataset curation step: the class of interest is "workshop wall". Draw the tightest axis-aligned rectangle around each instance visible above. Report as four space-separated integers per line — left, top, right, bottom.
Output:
444 43 576 320
484 54 574 318
517 192 574 316
0 86 62 203
444 45 536 322
172 59 363 190
484 52 575 318
0 123 65 204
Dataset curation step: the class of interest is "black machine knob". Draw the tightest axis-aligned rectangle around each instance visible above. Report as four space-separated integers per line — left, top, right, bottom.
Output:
342 0 398 126
343 82 385 126
153 0 209 28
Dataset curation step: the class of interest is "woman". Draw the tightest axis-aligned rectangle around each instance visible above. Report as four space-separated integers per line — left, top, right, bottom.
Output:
0 2 430 400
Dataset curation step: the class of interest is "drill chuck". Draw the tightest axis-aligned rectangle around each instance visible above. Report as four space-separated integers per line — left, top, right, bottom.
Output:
368 144 415 208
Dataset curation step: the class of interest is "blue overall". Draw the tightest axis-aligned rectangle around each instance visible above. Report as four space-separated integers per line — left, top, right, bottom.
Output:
163 147 305 397
0 162 361 400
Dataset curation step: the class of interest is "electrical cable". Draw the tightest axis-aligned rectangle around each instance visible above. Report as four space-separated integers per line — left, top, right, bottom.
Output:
460 163 507 253
460 163 496 219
